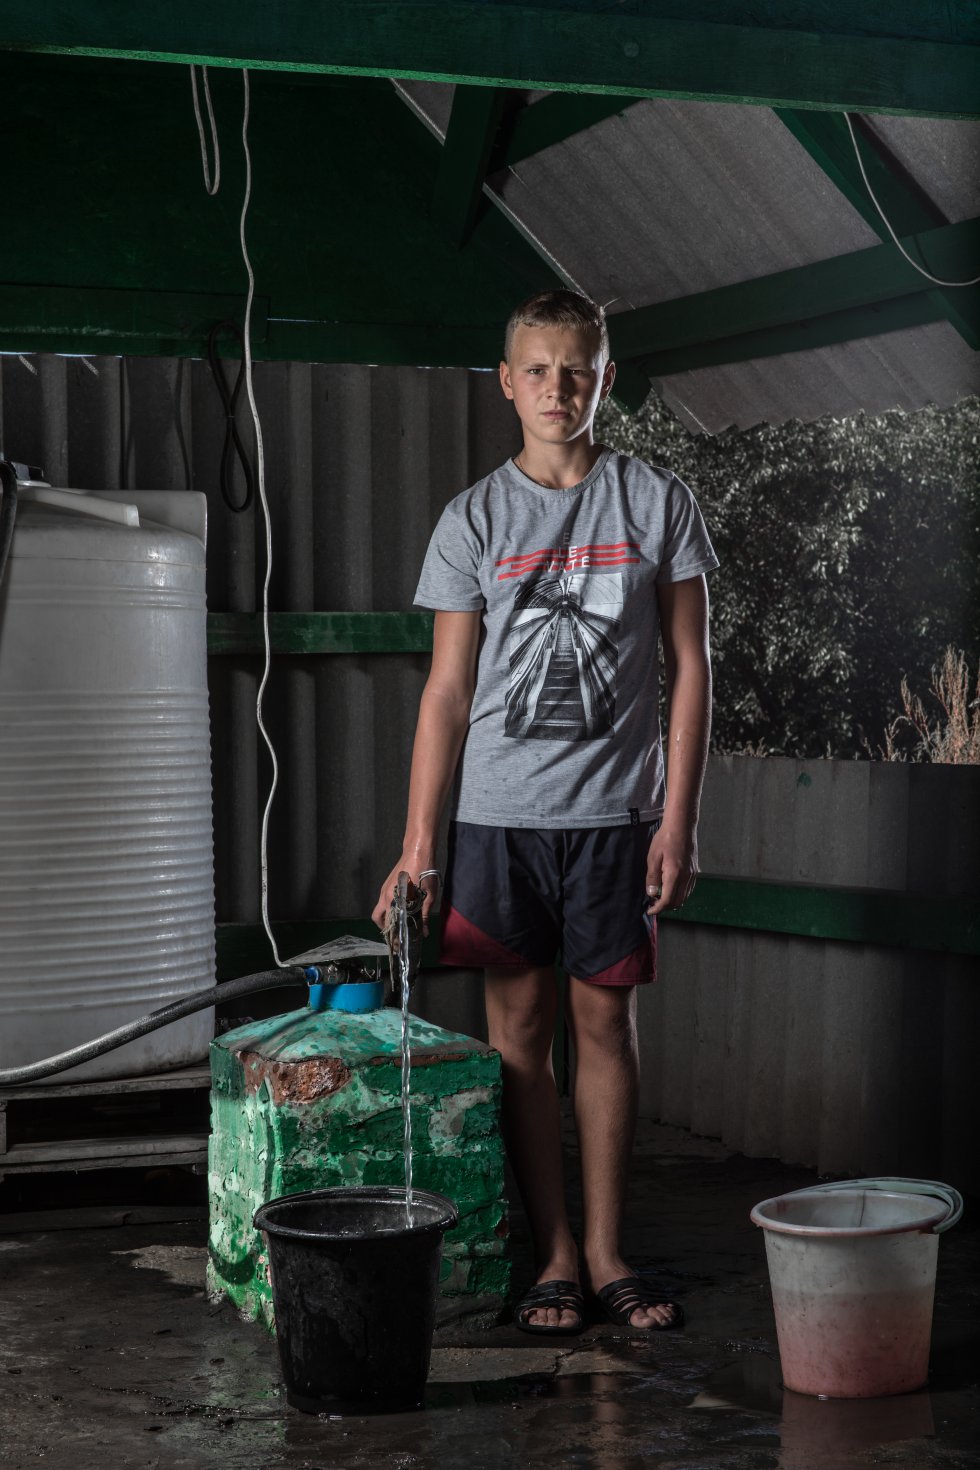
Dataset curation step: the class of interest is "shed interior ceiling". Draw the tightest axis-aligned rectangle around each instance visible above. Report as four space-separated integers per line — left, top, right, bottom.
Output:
0 56 558 368
394 79 980 429
1 10 978 429
398 84 887 298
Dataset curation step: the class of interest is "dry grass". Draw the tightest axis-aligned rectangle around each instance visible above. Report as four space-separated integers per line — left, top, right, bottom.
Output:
878 647 980 764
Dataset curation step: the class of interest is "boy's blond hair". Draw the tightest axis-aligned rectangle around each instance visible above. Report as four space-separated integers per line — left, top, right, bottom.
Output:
504 289 609 363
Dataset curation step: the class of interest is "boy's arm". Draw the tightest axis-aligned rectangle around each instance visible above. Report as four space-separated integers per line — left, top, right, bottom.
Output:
372 609 482 934
646 575 712 915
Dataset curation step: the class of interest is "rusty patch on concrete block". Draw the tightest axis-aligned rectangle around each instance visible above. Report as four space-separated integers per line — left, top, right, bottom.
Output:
366 1047 476 1069
238 1051 353 1104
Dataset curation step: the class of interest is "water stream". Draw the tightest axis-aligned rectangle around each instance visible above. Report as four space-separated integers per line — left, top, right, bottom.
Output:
397 898 414 1227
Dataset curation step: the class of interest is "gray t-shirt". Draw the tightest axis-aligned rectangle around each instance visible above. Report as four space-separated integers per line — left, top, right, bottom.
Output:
414 447 718 829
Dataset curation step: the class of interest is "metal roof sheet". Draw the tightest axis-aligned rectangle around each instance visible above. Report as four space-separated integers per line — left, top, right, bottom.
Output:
395 81 980 431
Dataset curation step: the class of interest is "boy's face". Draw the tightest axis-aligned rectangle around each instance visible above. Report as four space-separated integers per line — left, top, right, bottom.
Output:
499 323 616 450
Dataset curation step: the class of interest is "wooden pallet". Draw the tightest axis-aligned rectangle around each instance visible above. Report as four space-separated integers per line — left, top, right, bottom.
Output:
0 1064 211 1179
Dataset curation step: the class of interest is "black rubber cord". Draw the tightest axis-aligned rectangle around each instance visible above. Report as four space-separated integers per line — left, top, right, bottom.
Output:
207 320 255 512
0 967 308 1087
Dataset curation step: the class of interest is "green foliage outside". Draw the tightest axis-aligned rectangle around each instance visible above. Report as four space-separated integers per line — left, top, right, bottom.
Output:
596 394 980 759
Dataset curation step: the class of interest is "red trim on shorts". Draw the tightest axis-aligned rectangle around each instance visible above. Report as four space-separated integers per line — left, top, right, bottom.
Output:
578 921 657 987
439 904 530 969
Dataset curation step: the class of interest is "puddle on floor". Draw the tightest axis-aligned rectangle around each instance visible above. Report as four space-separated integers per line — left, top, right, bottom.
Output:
274 1347 975 1470
428 1370 645 1409
427 1345 649 1384
690 1356 937 1469
112 1243 207 1288
248 1353 968 1470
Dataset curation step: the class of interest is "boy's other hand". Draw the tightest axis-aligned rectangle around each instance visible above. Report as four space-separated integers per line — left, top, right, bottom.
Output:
645 824 698 915
372 859 442 937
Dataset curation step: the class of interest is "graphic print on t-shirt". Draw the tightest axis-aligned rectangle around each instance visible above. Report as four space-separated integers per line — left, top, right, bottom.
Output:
501 563 626 741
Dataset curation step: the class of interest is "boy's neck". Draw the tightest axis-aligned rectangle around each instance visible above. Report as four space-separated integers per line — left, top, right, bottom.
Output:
514 437 603 490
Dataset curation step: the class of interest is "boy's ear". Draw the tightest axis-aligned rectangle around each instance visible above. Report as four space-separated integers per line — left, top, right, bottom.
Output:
499 360 515 400
601 359 617 398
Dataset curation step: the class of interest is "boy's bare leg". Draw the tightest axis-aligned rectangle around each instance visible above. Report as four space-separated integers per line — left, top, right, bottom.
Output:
566 977 677 1328
485 965 581 1329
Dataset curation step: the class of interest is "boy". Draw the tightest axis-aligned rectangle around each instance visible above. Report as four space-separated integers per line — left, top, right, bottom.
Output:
373 290 717 1334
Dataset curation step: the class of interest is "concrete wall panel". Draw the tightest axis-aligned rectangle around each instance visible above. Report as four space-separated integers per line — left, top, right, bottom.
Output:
657 759 980 1191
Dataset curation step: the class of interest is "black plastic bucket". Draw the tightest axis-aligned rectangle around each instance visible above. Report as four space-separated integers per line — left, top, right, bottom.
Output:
253 1185 458 1414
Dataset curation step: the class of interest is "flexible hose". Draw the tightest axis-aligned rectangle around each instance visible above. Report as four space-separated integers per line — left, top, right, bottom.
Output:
0 967 308 1087
0 459 19 586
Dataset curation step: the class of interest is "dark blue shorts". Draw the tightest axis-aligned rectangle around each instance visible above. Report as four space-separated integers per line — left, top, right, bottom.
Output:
440 820 658 986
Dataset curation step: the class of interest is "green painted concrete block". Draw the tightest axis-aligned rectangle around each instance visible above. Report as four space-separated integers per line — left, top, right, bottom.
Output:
207 1005 510 1329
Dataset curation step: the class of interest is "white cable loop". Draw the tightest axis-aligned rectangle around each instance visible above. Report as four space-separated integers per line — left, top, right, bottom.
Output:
238 68 285 969
190 64 221 196
845 114 979 288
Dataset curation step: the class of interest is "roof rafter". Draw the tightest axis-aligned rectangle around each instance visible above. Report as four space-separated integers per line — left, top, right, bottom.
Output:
633 294 946 377
502 93 642 167
1 1 977 118
775 109 977 349
607 216 979 375
433 85 508 247
412 82 653 410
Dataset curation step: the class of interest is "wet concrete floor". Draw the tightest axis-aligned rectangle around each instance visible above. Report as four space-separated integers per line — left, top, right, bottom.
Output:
2 1120 977 1470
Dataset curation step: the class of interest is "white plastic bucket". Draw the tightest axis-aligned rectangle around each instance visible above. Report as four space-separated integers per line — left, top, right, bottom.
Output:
751 1178 962 1399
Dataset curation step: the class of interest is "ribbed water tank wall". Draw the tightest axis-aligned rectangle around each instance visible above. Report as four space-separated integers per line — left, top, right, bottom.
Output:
0 484 215 1082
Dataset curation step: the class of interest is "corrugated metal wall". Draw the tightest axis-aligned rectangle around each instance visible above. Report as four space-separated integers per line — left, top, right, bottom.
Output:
0 353 517 936
3 355 974 1190
645 758 980 1191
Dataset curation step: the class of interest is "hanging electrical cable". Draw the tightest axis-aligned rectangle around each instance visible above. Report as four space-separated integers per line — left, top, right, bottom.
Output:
206 320 256 511
190 64 221 197
192 62 287 970
845 115 980 288
188 77 256 513
237 67 286 969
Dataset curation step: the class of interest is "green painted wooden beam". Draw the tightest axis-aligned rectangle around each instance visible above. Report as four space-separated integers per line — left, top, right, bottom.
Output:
215 868 978 977
664 875 979 958
207 611 434 657
1 2 977 117
262 320 504 369
0 292 509 368
608 215 980 368
0 304 653 393
775 111 948 238
0 284 264 352
638 292 945 376
0 320 505 368
434 86 508 247
423 85 651 411
608 359 651 414
503 92 642 166
775 110 978 349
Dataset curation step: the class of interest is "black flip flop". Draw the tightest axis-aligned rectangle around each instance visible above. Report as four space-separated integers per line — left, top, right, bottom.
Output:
515 1279 586 1336
594 1276 684 1331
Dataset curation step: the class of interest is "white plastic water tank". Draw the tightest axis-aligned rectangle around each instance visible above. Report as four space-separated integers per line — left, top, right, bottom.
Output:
0 484 215 1082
